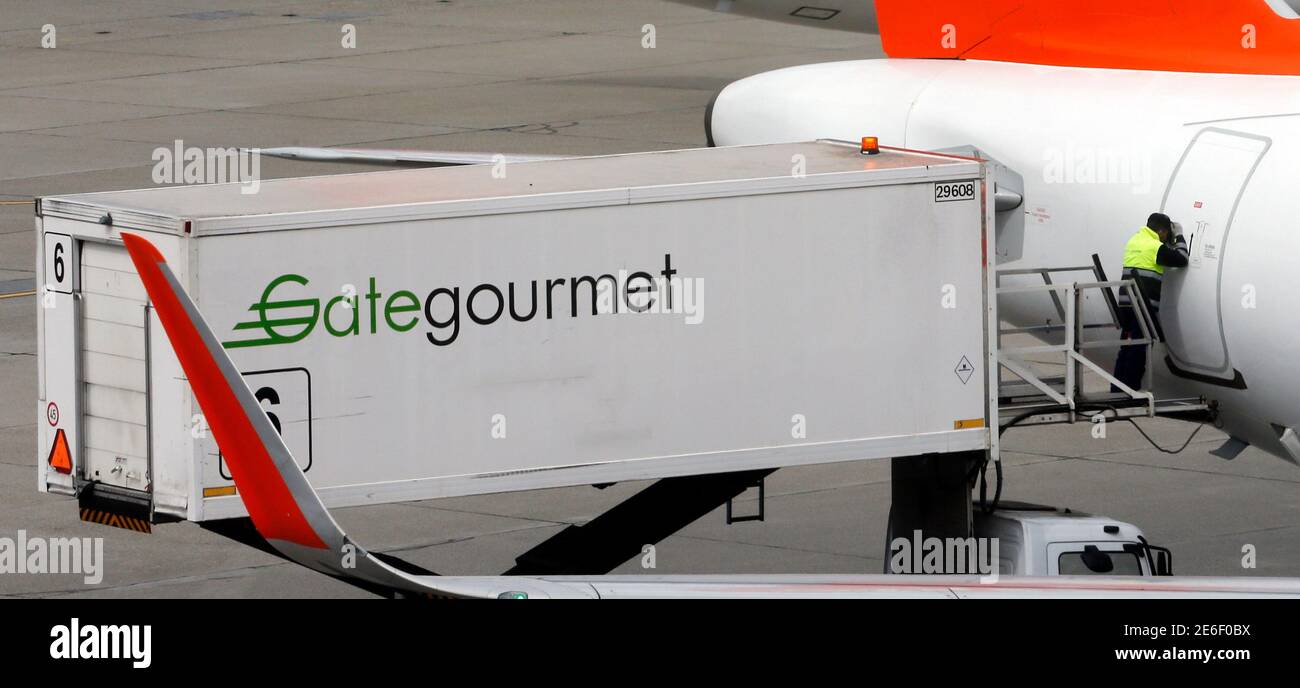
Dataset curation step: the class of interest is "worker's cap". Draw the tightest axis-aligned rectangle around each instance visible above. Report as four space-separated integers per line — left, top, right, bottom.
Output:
1147 212 1173 233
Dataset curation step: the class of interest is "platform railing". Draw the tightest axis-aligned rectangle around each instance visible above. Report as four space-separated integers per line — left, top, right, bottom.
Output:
995 260 1165 422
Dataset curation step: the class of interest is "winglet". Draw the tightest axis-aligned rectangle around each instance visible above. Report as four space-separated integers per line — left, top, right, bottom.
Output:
122 233 327 550
122 232 452 596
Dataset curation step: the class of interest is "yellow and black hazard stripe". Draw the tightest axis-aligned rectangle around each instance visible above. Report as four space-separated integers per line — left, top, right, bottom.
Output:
80 507 152 533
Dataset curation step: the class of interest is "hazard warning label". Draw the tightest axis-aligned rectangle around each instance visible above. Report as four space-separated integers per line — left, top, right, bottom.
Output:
955 356 975 385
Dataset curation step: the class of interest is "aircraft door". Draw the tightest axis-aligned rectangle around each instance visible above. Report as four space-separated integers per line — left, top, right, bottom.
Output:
1159 128 1268 385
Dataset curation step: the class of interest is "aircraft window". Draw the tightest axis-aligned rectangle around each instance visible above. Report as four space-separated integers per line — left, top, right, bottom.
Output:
1058 550 1143 576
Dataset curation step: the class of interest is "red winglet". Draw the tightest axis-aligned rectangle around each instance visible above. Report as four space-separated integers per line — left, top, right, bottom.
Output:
121 233 326 549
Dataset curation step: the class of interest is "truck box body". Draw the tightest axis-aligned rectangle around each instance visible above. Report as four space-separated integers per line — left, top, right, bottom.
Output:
35 141 996 521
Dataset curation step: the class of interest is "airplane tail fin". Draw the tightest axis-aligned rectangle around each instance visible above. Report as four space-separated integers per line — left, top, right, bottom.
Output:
121 233 455 597
875 0 1300 76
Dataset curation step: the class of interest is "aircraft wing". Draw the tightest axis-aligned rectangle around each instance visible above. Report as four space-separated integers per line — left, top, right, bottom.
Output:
119 232 1300 599
426 575 1300 599
259 146 563 167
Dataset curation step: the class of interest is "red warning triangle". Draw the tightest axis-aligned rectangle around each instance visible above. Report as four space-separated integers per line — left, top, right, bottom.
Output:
47 428 72 474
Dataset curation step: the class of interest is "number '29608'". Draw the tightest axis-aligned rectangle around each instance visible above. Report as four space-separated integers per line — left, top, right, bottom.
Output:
935 181 976 202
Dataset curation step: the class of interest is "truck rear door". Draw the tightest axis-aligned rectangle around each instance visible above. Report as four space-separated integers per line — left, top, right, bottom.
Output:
78 241 151 493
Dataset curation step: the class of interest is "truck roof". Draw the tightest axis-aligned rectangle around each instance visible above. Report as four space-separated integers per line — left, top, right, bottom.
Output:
979 504 1147 542
989 500 1093 517
37 141 980 234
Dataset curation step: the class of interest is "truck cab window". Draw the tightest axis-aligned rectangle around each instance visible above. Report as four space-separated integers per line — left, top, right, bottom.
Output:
1058 550 1143 576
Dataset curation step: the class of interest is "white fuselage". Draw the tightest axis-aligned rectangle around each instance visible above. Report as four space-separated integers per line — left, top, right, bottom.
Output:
709 58 1300 461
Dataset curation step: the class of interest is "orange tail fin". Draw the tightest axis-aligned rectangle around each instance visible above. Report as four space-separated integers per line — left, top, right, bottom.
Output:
875 0 1300 76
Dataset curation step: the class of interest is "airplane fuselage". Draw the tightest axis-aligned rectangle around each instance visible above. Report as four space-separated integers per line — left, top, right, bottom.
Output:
709 58 1300 461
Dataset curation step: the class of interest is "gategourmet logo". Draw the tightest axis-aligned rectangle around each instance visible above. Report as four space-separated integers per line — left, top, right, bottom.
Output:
222 254 704 349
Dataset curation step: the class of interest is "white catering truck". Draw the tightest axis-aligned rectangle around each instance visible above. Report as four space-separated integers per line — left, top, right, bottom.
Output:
35 140 1000 525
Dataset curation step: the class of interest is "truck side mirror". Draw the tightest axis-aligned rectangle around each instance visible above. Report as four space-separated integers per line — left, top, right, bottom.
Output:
1136 537 1174 576
1155 550 1173 576
1081 545 1114 574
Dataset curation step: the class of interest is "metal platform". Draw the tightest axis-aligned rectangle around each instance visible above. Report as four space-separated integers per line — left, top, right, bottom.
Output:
995 260 1211 430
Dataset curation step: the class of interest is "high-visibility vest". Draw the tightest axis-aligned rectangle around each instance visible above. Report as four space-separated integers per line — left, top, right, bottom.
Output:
1120 226 1166 308
1123 226 1165 275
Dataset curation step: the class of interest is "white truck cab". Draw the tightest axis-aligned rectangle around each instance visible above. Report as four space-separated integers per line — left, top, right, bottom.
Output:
974 502 1173 577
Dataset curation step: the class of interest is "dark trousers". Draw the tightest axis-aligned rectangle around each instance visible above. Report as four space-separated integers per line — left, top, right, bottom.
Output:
1112 303 1155 392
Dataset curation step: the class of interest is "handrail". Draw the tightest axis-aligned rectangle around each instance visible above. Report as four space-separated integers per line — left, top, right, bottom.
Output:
996 268 1162 416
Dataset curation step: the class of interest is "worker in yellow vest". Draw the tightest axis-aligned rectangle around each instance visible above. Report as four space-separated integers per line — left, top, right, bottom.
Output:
1112 212 1189 392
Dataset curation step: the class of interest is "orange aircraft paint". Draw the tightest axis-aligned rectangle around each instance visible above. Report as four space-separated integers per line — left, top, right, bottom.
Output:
876 0 1300 76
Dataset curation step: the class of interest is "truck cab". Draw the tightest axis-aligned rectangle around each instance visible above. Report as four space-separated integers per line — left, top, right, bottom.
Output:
974 502 1173 577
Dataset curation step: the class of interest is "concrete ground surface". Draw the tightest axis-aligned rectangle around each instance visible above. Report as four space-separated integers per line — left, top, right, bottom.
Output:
1 1 1297 598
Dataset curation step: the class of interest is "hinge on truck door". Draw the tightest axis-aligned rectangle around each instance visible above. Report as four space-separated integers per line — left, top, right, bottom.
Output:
725 476 766 524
